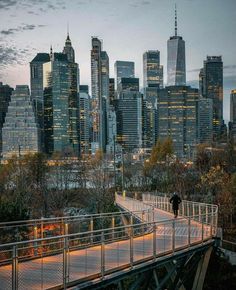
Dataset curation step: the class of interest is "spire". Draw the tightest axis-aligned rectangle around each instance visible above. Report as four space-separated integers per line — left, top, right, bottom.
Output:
175 3 178 37
66 22 71 42
50 45 53 60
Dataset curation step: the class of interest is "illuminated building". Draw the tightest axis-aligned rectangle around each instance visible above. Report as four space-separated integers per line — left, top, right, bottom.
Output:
115 92 142 152
167 6 186 86
157 86 199 159
229 89 236 142
117 78 139 96
114 61 135 92
143 50 163 89
2 85 40 158
197 97 213 144
30 53 50 151
91 37 109 153
0 82 13 156
200 56 223 140
43 46 79 156
79 86 90 155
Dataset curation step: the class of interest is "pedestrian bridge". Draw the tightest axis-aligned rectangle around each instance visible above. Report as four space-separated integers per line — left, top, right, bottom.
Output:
0 193 218 290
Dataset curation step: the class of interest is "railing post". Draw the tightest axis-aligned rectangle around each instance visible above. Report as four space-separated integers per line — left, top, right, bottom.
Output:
64 223 68 236
187 202 190 217
172 220 175 253
153 223 156 260
34 225 38 256
201 217 204 244
112 216 115 240
199 204 201 222
182 203 184 217
101 231 105 279
63 236 69 289
193 204 195 220
90 217 94 243
188 217 191 247
152 206 155 222
12 245 18 290
130 224 133 269
206 205 209 225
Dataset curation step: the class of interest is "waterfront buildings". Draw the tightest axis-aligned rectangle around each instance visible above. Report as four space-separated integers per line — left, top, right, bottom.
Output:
229 89 236 142
2 85 40 158
79 86 90 155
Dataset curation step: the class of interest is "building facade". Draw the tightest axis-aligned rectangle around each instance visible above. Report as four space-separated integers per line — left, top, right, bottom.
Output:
200 56 223 140
167 7 186 86
197 97 213 144
43 51 79 156
115 92 142 152
2 85 40 159
79 89 90 155
157 86 199 159
143 50 163 89
114 61 135 91
30 53 50 151
0 82 13 156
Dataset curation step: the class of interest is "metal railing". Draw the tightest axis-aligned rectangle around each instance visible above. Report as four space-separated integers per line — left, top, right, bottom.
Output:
0 194 218 290
142 193 218 235
0 209 151 245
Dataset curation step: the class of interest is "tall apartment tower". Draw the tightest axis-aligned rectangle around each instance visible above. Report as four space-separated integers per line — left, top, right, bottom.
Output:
143 50 163 88
167 6 186 86
30 53 50 151
200 56 223 140
2 85 40 159
114 61 135 92
0 82 13 156
91 37 109 153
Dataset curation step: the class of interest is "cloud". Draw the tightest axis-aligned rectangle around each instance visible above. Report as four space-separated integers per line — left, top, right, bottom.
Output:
0 44 29 67
0 24 46 36
0 0 17 10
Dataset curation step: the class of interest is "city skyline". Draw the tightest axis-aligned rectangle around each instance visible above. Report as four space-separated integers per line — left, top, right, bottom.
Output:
0 0 236 122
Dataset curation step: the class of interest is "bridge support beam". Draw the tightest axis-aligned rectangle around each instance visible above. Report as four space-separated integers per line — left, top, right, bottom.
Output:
192 246 212 290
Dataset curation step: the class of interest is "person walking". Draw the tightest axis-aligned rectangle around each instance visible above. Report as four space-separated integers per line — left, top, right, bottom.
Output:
169 192 182 218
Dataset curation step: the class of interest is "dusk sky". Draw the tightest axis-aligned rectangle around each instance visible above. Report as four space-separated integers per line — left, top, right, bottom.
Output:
0 0 236 122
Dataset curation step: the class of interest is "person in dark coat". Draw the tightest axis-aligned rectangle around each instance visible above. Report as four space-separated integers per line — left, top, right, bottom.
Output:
169 192 182 218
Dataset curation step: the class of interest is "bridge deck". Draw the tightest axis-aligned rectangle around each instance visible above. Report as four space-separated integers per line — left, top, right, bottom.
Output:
0 205 209 290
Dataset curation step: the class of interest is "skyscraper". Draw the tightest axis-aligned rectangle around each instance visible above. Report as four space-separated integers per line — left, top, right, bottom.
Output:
43 48 79 156
114 61 135 91
79 86 90 155
200 56 223 140
197 97 213 144
157 86 199 159
143 50 163 88
91 37 109 152
167 6 186 86
230 89 236 123
30 53 50 150
229 89 236 142
0 82 13 156
2 85 40 159
116 92 142 152
117 77 139 94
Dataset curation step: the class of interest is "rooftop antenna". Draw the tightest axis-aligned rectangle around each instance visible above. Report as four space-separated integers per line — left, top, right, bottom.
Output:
175 3 178 37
